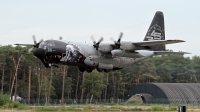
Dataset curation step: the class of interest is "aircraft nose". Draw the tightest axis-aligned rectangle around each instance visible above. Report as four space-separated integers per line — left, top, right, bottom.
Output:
33 48 46 59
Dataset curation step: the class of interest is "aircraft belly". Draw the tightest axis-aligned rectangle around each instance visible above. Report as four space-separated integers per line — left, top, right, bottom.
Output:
98 58 121 68
98 57 134 69
119 57 135 68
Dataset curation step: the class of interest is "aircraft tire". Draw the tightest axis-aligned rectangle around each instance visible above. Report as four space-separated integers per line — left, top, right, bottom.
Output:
86 69 93 73
97 68 103 72
104 69 110 73
85 68 93 73
78 67 85 72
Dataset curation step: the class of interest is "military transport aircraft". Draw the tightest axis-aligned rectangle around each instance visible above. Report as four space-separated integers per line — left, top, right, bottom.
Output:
15 11 188 73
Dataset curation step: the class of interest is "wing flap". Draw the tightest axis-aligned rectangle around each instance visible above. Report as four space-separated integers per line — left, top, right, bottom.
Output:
133 40 185 47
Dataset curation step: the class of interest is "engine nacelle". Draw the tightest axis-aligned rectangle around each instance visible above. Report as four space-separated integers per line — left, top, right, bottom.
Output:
111 49 124 56
98 43 113 52
120 42 136 51
84 55 99 66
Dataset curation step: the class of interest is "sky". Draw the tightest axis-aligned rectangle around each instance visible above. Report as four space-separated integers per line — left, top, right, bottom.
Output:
0 0 200 58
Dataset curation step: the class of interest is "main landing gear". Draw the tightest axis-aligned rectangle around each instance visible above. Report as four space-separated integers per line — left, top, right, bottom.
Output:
78 67 111 73
78 67 93 73
97 68 110 72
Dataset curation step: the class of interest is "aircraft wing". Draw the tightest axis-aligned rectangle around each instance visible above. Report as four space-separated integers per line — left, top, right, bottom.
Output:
15 44 34 46
132 40 185 46
153 51 191 55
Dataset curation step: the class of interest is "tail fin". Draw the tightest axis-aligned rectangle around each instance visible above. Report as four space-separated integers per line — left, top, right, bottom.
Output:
144 11 165 51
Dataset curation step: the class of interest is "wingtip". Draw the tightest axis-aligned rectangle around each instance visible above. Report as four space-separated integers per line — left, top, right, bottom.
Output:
178 51 191 54
179 40 185 42
168 40 185 42
184 52 191 54
174 40 185 42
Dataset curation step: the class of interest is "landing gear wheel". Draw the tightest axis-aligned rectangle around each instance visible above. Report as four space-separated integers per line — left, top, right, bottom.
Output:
85 67 93 73
86 69 93 73
78 67 85 72
97 68 103 72
104 69 110 73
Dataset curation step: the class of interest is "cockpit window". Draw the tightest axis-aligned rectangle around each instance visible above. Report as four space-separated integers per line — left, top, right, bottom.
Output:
39 41 48 48
48 42 55 46
39 41 55 49
39 41 46 47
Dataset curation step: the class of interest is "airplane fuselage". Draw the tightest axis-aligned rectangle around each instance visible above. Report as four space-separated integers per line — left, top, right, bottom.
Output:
33 40 154 72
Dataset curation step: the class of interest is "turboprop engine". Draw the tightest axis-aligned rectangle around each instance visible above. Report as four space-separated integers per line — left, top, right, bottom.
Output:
111 49 124 56
120 42 136 51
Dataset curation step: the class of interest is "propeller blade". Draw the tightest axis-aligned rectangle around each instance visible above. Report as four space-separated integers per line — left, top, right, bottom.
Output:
110 32 123 48
117 32 123 42
97 37 103 44
32 35 37 44
90 35 96 44
90 36 103 50
38 39 43 44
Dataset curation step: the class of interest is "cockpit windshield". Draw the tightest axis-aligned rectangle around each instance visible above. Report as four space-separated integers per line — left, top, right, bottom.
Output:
39 41 48 48
39 41 56 49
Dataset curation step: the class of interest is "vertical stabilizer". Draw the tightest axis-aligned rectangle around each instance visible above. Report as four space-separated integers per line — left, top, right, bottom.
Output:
144 11 165 51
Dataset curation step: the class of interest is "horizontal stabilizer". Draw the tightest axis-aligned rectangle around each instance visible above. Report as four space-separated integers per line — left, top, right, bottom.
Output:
133 40 185 47
153 51 190 55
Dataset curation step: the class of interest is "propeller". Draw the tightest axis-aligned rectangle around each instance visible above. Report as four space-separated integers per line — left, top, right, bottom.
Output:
27 35 43 53
110 32 123 49
90 36 104 50
31 35 43 48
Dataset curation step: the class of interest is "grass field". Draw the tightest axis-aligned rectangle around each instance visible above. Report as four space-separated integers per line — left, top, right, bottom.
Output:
0 104 200 112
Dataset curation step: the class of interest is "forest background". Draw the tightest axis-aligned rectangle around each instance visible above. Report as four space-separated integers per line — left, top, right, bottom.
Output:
0 45 199 104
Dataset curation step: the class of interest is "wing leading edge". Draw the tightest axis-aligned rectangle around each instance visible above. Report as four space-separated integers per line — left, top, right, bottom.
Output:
132 39 185 47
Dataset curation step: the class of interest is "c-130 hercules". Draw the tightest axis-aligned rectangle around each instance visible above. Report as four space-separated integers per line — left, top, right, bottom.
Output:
15 11 189 73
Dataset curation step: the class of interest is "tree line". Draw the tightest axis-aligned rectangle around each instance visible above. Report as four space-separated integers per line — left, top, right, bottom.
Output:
0 45 199 103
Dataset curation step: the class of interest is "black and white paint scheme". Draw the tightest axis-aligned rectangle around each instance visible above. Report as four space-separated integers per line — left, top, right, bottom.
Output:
145 24 165 41
143 11 165 51
15 11 189 73
61 44 83 63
